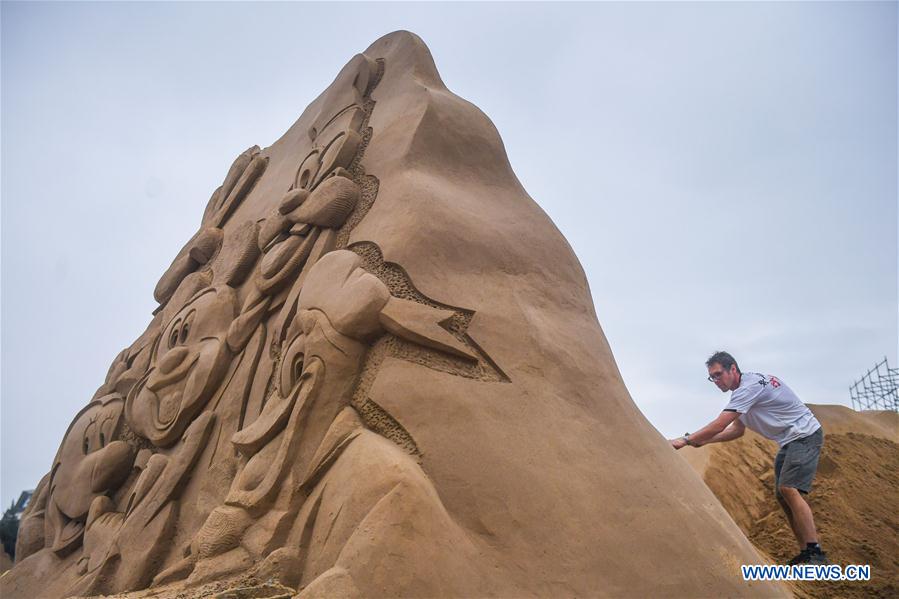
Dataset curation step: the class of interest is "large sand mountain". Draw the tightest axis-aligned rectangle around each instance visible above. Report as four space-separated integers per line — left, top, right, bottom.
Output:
684 404 898 599
3 32 786 598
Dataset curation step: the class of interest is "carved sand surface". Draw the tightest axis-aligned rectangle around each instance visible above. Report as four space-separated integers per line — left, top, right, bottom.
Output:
2 32 787 598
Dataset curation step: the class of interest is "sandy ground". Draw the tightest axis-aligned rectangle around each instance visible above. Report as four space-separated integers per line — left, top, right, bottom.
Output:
683 404 898 599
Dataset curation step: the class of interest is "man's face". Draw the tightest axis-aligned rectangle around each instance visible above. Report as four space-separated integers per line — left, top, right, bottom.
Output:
708 362 739 392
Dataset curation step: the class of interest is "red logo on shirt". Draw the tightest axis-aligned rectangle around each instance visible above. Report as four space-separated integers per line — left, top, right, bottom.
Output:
769 376 781 388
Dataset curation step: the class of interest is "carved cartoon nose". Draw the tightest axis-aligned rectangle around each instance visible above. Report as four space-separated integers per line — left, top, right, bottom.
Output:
158 346 189 374
89 441 134 494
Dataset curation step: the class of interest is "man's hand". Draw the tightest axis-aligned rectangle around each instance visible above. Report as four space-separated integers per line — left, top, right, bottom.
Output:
669 437 688 450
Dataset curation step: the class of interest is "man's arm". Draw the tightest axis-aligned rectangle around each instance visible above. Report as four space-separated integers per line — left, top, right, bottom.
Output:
694 418 744 446
687 410 742 445
669 411 742 449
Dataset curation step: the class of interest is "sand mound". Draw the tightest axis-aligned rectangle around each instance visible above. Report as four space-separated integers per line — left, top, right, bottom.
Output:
806 404 898 441
684 404 899 599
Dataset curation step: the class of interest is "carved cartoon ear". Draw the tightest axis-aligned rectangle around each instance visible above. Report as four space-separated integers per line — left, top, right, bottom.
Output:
188 228 224 265
209 154 268 228
202 145 260 225
378 297 477 361
223 220 261 287
154 269 213 323
154 228 223 305
154 254 196 305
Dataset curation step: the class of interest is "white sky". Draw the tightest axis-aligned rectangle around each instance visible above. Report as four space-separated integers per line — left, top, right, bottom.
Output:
2 2 896 509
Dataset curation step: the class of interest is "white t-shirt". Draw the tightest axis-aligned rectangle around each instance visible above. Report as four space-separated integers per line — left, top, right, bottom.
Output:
724 372 821 447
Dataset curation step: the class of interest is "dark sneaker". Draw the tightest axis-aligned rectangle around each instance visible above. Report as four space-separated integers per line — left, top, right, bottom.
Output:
788 548 829 565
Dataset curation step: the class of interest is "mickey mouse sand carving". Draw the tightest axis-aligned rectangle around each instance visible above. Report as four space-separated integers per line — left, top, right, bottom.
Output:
125 286 238 447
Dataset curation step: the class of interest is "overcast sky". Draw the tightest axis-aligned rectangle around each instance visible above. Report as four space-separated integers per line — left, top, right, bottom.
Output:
2 2 896 509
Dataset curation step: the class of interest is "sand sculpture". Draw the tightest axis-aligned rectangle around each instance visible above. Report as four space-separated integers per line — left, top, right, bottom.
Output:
3 32 788 598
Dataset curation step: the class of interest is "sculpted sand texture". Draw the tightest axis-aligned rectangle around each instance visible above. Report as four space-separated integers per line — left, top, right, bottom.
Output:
3 32 787 597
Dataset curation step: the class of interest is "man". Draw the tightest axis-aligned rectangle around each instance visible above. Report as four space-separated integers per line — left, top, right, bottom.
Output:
670 351 827 565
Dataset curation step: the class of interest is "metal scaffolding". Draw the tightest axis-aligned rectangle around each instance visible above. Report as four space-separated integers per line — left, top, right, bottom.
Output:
849 357 899 412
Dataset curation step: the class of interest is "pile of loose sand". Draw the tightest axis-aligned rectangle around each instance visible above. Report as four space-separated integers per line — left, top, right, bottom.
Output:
684 404 898 599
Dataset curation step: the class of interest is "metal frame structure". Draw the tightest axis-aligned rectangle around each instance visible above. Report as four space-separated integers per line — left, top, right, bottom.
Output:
849 357 899 412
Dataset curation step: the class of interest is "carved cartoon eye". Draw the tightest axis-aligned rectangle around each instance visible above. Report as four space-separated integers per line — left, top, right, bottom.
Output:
98 411 120 449
179 311 195 344
82 419 98 454
279 333 306 397
168 319 182 349
292 353 305 384
294 151 320 191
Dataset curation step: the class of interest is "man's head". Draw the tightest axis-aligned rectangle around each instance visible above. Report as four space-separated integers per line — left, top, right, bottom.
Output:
706 350 741 392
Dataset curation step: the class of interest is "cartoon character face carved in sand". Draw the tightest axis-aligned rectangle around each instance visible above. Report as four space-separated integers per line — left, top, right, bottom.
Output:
126 286 238 447
46 394 134 555
228 250 471 508
158 250 485 585
251 55 377 300
226 253 388 509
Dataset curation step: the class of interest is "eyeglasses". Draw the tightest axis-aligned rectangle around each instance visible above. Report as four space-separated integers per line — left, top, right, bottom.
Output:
707 371 726 382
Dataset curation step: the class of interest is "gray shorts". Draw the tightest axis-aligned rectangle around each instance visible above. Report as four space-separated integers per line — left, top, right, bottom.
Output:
774 427 824 496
